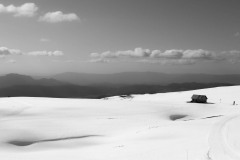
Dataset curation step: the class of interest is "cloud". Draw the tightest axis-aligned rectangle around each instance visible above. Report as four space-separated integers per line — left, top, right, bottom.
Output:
220 50 240 63
234 32 240 37
90 48 216 64
91 48 152 59
0 3 38 17
136 58 196 65
0 55 5 59
40 38 50 42
52 59 75 63
150 50 183 59
117 48 151 58
39 11 79 23
0 3 80 24
26 50 64 56
90 48 240 65
0 47 22 55
89 58 111 63
6 59 16 63
0 47 64 57
182 49 215 60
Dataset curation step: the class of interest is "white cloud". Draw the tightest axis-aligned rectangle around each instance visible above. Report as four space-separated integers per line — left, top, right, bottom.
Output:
52 59 75 63
91 52 101 58
0 46 64 58
6 59 16 63
39 11 79 23
149 49 215 60
91 48 152 59
122 48 151 58
182 49 215 60
136 59 196 65
151 50 183 59
27 50 64 56
220 50 240 63
0 3 38 17
89 58 111 63
40 38 50 42
90 48 240 65
0 47 22 55
91 48 215 60
234 32 240 37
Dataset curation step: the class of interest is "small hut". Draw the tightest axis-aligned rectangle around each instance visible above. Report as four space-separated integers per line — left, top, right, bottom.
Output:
191 94 208 103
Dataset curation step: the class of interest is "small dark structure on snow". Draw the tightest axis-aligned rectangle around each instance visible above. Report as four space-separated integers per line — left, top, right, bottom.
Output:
191 94 208 103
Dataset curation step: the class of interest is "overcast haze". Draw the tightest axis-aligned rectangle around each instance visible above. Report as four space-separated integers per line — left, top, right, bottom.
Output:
0 0 240 75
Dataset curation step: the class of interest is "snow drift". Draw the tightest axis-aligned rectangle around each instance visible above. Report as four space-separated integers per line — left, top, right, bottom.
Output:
0 85 240 160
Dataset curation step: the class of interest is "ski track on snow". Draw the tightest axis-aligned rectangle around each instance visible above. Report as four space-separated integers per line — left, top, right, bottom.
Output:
209 114 240 160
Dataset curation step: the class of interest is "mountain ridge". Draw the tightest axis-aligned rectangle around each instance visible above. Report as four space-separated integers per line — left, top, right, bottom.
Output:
0 73 69 89
53 72 240 85
0 73 236 98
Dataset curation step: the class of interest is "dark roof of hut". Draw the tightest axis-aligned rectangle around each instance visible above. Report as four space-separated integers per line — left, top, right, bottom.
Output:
191 94 208 99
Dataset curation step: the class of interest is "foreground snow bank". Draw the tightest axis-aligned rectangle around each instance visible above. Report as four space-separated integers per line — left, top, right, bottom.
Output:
209 114 240 160
0 86 240 160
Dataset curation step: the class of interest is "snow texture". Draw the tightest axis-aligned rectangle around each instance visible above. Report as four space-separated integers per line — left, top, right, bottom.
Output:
0 85 240 160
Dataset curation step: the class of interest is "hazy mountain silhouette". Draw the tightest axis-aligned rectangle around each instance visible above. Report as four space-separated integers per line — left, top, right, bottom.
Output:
53 72 240 85
0 73 236 98
0 73 68 88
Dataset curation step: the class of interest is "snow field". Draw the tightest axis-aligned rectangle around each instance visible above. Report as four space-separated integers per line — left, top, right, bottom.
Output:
0 86 240 160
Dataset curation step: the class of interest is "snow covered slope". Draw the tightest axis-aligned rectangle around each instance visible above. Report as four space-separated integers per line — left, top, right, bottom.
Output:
0 86 240 160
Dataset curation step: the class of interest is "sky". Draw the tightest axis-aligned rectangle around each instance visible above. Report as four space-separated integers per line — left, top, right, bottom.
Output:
0 0 240 75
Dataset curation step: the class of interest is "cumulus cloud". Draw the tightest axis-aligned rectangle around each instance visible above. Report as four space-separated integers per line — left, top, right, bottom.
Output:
151 50 183 59
89 58 111 63
91 48 152 59
39 11 79 23
220 50 240 63
119 48 151 58
90 48 240 65
0 47 22 55
182 49 215 60
0 47 64 58
90 48 216 64
0 3 38 17
27 50 64 56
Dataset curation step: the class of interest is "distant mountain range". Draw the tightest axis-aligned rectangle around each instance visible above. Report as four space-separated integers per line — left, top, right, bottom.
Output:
53 72 240 85
0 74 67 88
0 73 238 98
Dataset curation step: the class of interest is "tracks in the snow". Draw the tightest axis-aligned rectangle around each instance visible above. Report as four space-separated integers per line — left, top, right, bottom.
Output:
208 114 240 160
